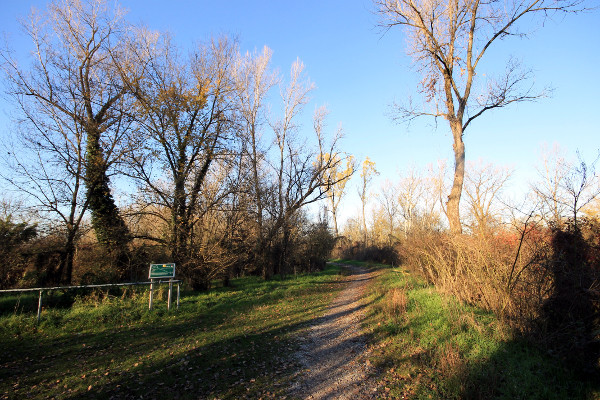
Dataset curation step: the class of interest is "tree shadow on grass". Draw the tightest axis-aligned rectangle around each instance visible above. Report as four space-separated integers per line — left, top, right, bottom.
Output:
453 226 599 400
1 307 315 399
456 339 597 400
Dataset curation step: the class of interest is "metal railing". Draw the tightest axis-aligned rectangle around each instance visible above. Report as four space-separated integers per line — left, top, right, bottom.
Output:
0 279 181 323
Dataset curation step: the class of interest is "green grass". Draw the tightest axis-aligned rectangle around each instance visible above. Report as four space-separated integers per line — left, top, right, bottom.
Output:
0 265 343 399
4 261 597 399
360 262 599 400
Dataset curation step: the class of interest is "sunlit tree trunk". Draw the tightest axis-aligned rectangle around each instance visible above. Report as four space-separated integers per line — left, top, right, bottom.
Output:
447 122 465 234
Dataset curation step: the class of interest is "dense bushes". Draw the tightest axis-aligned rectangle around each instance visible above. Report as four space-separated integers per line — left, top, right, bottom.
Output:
1 214 337 291
406 226 599 376
335 241 400 266
340 219 599 377
0 216 37 289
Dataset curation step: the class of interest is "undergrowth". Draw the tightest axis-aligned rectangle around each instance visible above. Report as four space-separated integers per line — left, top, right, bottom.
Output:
361 262 598 399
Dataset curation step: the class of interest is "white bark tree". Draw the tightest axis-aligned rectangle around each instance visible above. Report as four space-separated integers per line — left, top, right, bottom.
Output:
377 179 400 244
231 46 279 278
319 151 355 237
358 157 379 244
397 167 424 235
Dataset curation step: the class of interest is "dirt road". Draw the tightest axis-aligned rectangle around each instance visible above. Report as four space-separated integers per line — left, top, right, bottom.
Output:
289 264 381 399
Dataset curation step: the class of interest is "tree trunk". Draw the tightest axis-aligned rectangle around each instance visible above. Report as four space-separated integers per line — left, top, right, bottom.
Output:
362 201 367 244
332 209 339 237
446 123 465 234
62 232 76 284
85 126 131 254
171 174 188 263
262 247 273 280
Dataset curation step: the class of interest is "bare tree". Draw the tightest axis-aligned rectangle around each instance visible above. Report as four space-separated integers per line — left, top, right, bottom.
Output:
1 108 88 285
463 159 512 236
561 153 600 228
269 59 314 277
376 0 586 233
265 61 346 277
397 167 424 235
418 160 447 230
120 34 238 288
320 151 355 237
232 46 278 269
0 0 145 271
358 157 379 244
377 179 400 244
0 0 148 281
531 144 571 227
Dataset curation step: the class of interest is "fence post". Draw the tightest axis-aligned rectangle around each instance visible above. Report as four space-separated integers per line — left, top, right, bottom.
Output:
148 279 154 310
167 280 173 311
177 282 180 309
37 290 43 323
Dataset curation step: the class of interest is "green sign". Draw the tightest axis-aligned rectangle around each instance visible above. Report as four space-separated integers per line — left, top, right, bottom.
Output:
149 263 176 279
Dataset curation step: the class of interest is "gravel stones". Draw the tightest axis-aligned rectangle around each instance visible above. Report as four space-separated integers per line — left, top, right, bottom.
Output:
289 265 381 399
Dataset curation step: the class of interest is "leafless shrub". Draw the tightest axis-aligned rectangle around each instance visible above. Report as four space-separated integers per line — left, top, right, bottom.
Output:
401 226 554 332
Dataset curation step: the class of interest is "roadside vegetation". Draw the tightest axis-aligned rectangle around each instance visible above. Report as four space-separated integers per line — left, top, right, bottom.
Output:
337 151 600 391
0 265 343 399
356 261 598 399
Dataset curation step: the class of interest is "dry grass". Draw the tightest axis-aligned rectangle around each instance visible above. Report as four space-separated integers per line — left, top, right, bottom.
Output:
435 342 465 381
400 230 554 332
384 287 408 319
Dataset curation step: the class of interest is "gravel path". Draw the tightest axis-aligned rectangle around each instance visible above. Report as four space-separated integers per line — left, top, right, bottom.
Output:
288 264 381 399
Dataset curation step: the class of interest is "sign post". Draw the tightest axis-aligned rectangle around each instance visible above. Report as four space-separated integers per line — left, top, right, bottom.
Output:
37 290 43 323
148 264 176 311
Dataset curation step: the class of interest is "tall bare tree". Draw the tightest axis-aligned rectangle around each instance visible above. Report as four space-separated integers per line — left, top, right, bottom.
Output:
234 51 348 279
121 34 238 287
358 157 379 244
266 104 346 277
376 0 586 233
269 59 314 277
1 0 142 279
321 152 355 237
232 46 278 269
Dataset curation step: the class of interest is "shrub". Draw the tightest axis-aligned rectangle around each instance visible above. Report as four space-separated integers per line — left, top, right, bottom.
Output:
398 221 600 378
337 242 400 265
0 216 37 289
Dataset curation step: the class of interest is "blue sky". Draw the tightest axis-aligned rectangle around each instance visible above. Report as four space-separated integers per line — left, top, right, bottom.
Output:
1 0 599 224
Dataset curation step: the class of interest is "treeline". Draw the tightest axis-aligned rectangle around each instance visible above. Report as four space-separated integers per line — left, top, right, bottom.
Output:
335 152 600 377
0 0 347 289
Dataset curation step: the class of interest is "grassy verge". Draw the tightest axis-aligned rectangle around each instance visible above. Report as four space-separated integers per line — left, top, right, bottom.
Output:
0 265 343 399
360 262 598 400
